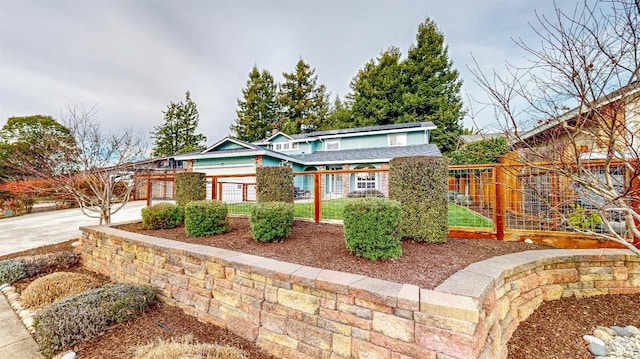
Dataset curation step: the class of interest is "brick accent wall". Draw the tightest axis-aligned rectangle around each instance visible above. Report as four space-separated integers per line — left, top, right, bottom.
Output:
77 225 640 359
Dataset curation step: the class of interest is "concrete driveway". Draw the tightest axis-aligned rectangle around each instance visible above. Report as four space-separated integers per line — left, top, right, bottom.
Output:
0 200 146 256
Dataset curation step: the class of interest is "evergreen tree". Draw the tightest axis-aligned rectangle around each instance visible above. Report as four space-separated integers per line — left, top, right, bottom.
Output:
324 95 353 130
151 91 206 156
347 18 464 154
349 47 404 128
277 59 330 134
400 18 465 154
231 66 279 142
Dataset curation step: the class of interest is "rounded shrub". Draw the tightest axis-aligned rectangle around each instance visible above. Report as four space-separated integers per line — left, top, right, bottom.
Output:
343 197 403 260
184 200 230 237
20 271 105 309
141 202 183 229
34 283 156 357
249 202 294 242
0 258 26 284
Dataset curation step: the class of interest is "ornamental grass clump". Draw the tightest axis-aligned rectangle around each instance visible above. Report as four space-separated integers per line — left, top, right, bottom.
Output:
34 283 156 357
133 335 247 359
20 271 106 310
0 258 26 284
141 202 183 229
343 197 403 260
184 200 229 236
250 202 294 242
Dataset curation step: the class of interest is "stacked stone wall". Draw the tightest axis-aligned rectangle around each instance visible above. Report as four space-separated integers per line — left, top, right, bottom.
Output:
78 225 640 359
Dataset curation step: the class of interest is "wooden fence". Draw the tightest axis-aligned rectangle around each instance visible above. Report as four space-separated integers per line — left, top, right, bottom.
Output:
136 163 639 249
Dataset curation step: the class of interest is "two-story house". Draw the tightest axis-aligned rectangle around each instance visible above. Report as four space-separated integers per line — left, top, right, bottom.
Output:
174 122 440 201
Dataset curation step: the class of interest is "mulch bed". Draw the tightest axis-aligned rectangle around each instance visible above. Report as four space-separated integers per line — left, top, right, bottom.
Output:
118 216 552 290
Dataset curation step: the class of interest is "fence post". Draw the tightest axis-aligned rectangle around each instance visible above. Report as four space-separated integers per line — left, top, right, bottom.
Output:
146 176 152 207
314 173 321 223
211 177 217 200
494 164 506 241
632 160 640 249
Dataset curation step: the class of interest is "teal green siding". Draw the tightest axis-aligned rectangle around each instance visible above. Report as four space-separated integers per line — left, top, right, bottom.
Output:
194 156 254 167
262 156 281 167
217 142 245 150
270 134 292 143
407 131 427 145
339 134 388 150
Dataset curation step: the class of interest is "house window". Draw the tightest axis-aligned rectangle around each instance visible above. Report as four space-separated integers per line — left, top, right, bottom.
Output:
388 133 407 147
355 165 376 189
325 139 340 151
273 142 299 151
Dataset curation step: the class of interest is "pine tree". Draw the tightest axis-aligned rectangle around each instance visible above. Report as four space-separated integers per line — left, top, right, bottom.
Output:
151 91 206 157
230 66 279 142
401 18 465 154
349 47 404 128
277 59 330 134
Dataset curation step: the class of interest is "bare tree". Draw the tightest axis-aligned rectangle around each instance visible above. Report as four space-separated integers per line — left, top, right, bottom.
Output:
471 0 639 253
6 106 148 224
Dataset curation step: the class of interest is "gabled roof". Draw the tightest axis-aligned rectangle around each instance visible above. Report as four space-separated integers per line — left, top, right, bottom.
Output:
202 137 256 153
254 131 294 145
174 137 300 163
289 144 441 165
517 81 639 144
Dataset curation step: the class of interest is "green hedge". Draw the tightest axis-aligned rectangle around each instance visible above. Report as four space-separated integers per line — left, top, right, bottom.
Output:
256 167 294 203
141 202 183 229
250 202 294 242
34 283 155 357
343 197 402 260
184 200 229 236
389 156 449 243
175 172 206 207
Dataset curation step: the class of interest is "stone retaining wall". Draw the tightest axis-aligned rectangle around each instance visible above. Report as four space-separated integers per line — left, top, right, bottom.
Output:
78 225 640 359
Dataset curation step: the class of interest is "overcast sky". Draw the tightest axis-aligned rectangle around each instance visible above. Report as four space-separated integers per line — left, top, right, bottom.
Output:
0 0 575 148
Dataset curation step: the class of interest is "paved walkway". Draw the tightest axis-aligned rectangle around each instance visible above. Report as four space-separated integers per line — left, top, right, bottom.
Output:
0 200 146 256
0 200 146 358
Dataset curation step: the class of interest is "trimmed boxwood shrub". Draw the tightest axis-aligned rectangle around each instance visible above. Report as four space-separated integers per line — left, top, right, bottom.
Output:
184 200 229 236
250 202 294 242
256 167 294 203
141 202 183 229
343 197 402 260
175 172 206 207
389 156 449 243
34 283 156 357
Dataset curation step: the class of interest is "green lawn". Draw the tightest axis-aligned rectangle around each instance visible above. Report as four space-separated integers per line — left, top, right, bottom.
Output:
228 199 493 228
